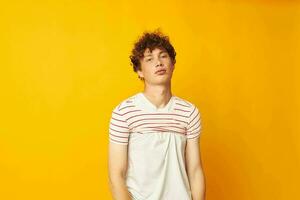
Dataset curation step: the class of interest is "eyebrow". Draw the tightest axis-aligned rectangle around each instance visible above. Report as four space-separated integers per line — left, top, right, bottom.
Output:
144 50 167 57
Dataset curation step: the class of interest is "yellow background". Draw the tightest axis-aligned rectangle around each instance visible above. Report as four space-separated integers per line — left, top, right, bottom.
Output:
1 0 299 199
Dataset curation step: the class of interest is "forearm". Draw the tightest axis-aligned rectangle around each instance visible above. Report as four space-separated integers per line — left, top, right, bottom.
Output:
109 176 132 200
189 168 206 200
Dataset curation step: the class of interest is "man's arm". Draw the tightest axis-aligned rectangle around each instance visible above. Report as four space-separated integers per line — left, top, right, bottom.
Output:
185 137 206 200
108 142 131 200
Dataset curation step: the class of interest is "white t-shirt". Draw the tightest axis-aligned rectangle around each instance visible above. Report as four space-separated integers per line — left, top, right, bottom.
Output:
109 92 202 200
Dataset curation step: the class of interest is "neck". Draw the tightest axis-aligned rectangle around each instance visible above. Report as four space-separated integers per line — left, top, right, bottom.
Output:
142 82 172 109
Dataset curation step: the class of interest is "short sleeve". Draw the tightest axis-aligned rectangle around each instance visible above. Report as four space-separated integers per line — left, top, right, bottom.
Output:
108 105 130 145
186 104 202 140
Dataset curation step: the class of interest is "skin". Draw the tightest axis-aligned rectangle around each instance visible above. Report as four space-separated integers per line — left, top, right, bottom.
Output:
108 47 206 200
137 47 175 106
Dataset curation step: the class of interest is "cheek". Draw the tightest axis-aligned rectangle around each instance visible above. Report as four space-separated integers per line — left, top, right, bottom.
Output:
143 68 153 77
168 62 175 70
166 59 173 66
144 65 156 74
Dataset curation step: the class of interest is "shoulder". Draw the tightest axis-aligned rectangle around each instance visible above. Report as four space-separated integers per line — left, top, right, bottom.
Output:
111 93 139 114
173 96 200 114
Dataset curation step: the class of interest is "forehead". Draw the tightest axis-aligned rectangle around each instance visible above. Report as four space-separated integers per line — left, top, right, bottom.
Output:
143 47 167 55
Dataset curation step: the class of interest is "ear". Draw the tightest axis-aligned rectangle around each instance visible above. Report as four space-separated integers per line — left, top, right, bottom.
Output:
171 62 175 70
137 69 144 79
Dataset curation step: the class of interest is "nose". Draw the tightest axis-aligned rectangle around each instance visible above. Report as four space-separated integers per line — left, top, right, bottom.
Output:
156 59 163 67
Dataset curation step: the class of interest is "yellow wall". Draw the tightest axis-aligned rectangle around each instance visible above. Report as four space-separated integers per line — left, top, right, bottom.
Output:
1 0 299 199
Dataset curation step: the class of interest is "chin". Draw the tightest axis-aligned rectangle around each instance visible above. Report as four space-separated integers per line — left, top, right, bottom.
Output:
154 79 171 85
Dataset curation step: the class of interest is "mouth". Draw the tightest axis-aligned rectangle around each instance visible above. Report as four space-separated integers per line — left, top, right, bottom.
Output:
155 69 167 75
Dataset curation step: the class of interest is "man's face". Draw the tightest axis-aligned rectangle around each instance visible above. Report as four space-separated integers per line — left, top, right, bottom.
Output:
137 47 175 85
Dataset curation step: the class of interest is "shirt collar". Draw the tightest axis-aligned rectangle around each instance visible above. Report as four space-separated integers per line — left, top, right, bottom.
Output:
136 92 175 112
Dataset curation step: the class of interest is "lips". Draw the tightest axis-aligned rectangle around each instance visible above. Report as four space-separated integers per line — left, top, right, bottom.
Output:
155 69 166 74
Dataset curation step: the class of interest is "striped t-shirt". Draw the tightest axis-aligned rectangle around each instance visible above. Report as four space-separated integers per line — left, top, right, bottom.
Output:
108 92 202 200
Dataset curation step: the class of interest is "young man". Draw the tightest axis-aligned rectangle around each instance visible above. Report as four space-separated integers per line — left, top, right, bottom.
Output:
108 30 206 200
